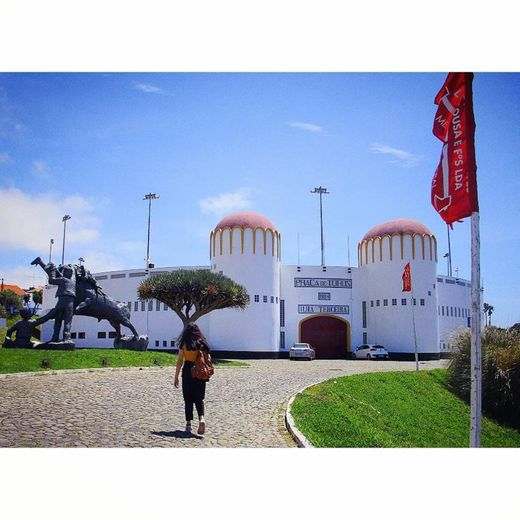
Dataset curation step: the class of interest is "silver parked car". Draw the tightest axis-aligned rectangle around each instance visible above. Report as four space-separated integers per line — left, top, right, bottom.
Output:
289 343 315 361
352 344 389 360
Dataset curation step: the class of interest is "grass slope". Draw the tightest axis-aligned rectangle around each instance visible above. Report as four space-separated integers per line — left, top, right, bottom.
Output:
291 369 520 448
0 348 246 374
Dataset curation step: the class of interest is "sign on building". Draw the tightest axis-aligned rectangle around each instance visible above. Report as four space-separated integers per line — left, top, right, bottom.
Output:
298 304 349 314
294 278 352 288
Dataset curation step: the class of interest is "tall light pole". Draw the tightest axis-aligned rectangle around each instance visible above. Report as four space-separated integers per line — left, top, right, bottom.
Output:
311 186 329 266
143 193 160 270
446 224 453 277
61 215 71 265
49 238 54 264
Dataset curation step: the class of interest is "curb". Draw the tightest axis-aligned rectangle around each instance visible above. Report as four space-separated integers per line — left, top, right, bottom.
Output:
285 382 317 448
0 365 169 380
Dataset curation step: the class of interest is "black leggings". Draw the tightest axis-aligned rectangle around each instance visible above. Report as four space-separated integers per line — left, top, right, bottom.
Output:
182 361 206 421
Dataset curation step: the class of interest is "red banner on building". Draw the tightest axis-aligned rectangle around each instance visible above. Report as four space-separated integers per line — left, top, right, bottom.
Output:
402 262 411 292
431 73 479 225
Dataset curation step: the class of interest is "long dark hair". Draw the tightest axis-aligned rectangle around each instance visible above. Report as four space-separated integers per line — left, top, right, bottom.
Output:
177 322 210 351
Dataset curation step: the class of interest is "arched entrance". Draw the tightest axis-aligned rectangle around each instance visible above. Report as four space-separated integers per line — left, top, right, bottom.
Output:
299 315 350 359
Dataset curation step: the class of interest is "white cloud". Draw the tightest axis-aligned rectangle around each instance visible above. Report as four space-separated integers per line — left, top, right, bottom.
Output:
118 240 146 254
0 264 47 290
288 121 324 133
0 187 100 253
31 160 51 179
0 87 24 138
134 83 167 95
80 251 123 274
0 151 12 164
199 189 252 216
370 143 424 168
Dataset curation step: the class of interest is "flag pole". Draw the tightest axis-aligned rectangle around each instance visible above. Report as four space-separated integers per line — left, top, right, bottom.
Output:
470 211 482 447
411 285 419 372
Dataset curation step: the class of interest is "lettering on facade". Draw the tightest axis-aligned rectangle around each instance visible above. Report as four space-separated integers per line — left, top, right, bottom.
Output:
298 304 350 315
294 277 352 288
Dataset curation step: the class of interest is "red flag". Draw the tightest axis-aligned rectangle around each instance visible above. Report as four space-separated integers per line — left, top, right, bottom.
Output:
431 73 478 225
402 262 411 292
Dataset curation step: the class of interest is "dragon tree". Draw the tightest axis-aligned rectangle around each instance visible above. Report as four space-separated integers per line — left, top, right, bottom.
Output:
137 269 249 328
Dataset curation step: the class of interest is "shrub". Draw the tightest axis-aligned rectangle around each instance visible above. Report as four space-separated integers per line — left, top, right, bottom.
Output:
446 326 520 429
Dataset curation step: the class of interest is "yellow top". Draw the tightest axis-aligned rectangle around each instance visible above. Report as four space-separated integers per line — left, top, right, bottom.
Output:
181 347 198 363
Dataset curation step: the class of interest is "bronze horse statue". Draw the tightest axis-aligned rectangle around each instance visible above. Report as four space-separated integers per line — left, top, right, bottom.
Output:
32 257 145 347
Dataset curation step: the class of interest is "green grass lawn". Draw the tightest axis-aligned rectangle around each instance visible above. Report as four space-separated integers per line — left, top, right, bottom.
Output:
0 346 247 373
0 318 247 373
290 369 520 447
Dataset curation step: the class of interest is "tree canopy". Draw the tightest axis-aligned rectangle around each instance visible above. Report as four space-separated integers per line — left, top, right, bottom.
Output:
0 289 23 316
137 269 249 326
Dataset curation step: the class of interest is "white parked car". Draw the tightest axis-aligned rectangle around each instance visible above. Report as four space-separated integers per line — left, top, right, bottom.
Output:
352 344 389 360
289 343 315 361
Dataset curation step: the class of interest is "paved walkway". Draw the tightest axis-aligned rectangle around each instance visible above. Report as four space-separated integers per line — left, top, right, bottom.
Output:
0 359 448 448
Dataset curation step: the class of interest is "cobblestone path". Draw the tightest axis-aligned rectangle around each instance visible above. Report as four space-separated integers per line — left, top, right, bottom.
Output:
0 359 447 448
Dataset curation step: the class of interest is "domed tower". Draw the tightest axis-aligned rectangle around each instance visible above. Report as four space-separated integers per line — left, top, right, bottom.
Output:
357 218 439 359
208 211 281 356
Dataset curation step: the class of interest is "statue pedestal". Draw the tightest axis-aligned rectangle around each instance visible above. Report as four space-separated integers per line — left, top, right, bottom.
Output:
114 335 148 351
36 340 76 351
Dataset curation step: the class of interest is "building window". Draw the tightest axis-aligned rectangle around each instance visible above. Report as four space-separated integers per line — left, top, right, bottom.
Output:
155 340 159 347
254 295 259 302
163 340 167 347
428 291 432 296
376 300 380 307
420 299 425 306
362 301 367 328
127 302 132 311
156 300 161 311
98 332 106 339
318 292 331 300
108 331 116 339
70 332 77 339
370 300 374 307
271 296 274 303
134 301 138 312
148 301 153 311
78 332 85 339
276 297 278 304
164 303 168 311
413 298 416 306
383 299 388 306
171 340 175 347
450 306 453 317
442 306 445 316
401 298 407 306
280 331 285 350
280 299 285 327
141 301 145 312
263 296 267 303
363 332 368 344
392 298 397 306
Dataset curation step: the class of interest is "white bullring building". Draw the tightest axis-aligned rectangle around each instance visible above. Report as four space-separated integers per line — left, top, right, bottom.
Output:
41 211 471 359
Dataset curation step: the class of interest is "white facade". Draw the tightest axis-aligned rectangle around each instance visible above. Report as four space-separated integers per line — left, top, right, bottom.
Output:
436 275 472 353
41 213 471 359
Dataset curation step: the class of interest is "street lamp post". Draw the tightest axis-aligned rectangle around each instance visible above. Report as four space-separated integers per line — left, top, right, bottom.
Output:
143 193 160 270
49 238 54 264
61 215 71 265
310 186 329 266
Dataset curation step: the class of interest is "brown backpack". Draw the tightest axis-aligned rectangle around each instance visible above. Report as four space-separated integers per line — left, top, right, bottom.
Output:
191 348 214 381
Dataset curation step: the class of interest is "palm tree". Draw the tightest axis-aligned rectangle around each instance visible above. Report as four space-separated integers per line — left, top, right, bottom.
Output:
483 302 494 326
137 269 249 328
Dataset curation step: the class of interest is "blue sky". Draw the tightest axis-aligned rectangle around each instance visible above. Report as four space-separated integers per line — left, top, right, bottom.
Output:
1 72 519 326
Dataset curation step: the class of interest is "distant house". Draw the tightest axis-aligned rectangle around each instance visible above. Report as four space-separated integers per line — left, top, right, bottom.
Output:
0 284 27 297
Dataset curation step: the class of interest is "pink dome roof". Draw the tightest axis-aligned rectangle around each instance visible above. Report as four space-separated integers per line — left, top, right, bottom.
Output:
215 211 276 231
362 218 432 241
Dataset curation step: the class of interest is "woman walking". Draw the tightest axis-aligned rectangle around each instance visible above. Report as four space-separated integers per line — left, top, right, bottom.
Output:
174 322 209 435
